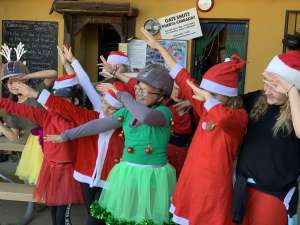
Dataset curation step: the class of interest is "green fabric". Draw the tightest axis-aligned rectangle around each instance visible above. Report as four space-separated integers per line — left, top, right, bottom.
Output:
113 105 172 165
93 162 176 225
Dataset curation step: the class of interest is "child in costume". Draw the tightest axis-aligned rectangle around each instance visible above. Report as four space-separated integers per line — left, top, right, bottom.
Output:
0 74 84 225
0 42 56 184
46 64 176 225
141 28 248 225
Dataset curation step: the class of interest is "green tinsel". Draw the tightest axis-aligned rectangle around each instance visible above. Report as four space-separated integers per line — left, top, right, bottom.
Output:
90 201 176 225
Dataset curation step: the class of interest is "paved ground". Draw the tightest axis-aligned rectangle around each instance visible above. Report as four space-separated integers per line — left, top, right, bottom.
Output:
0 157 88 225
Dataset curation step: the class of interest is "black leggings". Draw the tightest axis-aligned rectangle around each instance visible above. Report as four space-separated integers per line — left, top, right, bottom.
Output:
50 205 72 225
81 183 106 225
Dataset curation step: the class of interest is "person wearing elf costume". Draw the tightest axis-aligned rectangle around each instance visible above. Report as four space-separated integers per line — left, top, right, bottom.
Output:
46 63 176 225
0 42 56 184
0 74 84 225
141 28 248 225
52 46 129 225
232 50 300 225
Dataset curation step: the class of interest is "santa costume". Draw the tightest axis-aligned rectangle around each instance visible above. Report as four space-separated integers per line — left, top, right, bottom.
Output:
169 56 248 225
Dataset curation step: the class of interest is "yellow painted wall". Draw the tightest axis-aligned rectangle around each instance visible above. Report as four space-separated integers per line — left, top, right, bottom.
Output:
1 0 300 92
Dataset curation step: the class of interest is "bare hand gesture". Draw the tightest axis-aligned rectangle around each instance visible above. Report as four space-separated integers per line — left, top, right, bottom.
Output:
174 99 192 116
187 80 212 102
96 83 117 94
263 71 291 94
12 82 38 98
57 46 67 65
44 134 64 143
62 45 75 63
140 27 161 50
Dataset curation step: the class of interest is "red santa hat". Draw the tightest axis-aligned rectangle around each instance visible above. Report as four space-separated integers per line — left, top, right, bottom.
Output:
107 51 129 65
200 55 246 96
103 81 130 109
53 73 79 90
265 50 300 89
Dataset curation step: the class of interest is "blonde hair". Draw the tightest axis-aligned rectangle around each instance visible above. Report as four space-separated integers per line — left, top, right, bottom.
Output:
225 96 244 109
249 93 293 136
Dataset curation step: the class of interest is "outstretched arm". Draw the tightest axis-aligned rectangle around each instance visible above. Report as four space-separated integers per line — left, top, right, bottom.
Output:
21 70 57 88
45 116 120 143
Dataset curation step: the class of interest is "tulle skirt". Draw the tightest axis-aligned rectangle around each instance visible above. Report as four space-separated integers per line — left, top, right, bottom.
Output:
34 159 84 206
91 161 176 224
15 134 43 184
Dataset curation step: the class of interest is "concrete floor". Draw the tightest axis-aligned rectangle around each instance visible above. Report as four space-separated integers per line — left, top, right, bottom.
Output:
0 157 88 225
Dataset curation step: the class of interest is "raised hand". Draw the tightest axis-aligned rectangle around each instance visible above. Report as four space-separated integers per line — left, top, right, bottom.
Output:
57 46 67 65
263 71 291 94
96 83 117 94
98 55 116 78
140 27 161 50
187 79 212 102
174 99 192 116
62 45 75 63
11 82 38 98
44 134 64 143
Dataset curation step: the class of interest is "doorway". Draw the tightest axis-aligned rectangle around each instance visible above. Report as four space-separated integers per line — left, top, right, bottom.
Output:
193 20 249 94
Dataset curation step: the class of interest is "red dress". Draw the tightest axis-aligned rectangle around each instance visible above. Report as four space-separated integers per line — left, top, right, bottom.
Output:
169 66 248 225
0 98 83 205
41 91 124 187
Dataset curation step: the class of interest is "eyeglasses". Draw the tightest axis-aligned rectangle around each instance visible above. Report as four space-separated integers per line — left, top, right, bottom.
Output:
134 85 161 97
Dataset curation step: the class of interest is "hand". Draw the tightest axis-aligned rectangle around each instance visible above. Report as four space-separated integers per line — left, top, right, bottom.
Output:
140 27 162 50
44 134 64 143
57 46 67 65
186 80 213 102
62 45 75 63
98 55 115 75
96 83 117 94
263 71 291 94
174 99 192 116
11 82 38 98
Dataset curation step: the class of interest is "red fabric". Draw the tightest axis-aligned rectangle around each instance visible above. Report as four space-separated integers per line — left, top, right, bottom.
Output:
45 95 124 184
203 54 245 88
170 69 248 225
126 78 138 97
242 187 287 225
109 51 128 58
169 104 192 134
167 144 187 179
34 160 83 205
278 50 300 71
0 98 83 205
55 73 76 81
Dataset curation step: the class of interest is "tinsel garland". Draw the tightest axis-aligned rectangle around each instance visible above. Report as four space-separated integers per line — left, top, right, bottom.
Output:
90 201 176 225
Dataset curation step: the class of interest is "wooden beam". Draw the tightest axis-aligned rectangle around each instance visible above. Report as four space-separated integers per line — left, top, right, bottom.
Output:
53 1 138 17
0 182 35 202
0 136 25 152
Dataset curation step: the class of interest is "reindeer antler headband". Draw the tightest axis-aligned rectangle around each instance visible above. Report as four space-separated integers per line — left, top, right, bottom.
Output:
0 42 27 62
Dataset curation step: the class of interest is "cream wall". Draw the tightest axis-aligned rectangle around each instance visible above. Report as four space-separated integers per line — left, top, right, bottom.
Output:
1 0 300 92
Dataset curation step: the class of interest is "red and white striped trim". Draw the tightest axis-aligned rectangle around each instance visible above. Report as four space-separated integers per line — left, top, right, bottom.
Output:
170 204 189 225
200 79 238 96
266 55 300 89
103 92 123 109
53 73 79 90
107 52 129 65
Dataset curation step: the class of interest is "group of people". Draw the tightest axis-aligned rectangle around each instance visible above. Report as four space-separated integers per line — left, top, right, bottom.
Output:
0 28 300 225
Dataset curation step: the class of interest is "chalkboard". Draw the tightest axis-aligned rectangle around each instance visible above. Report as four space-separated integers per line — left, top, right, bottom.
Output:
2 20 58 73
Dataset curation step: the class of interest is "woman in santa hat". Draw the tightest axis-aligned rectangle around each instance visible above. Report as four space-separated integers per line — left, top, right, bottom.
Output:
141 28 248 225
45 63 176 225
232 39 300 225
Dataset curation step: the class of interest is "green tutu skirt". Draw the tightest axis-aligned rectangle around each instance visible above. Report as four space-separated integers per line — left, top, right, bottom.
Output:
91 161 176 225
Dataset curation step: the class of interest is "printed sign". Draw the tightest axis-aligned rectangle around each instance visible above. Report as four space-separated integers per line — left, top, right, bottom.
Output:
158 8 202 40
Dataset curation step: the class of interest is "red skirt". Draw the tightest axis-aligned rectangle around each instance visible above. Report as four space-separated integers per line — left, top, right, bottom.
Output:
34 159 84 206
167 144 188 179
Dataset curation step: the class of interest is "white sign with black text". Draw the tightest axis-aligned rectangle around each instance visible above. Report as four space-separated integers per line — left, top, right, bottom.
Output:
158 8 203 40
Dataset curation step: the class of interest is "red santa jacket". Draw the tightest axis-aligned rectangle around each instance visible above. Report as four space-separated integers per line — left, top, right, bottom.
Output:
169 65 248 225
38 90 124 187
0 98 77 162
